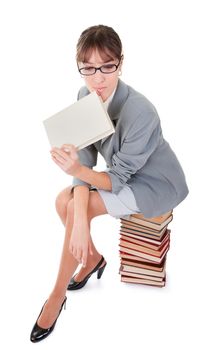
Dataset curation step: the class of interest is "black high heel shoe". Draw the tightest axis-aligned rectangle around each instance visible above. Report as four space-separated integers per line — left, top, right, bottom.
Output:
67 255 107 290
30 296 66 343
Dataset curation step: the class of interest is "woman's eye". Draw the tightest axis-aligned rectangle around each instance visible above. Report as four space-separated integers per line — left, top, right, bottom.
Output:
103 64 114 69
84 67 94 71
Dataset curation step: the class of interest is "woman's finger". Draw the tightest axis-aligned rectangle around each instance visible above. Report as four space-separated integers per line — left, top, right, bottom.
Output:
82 250 88 268
51 153 66 165
69 243 73 254
51 147 71 161
76 249 82 264
61 144 79 160
70 145 79 160
88 241 93 256
61 144 75 151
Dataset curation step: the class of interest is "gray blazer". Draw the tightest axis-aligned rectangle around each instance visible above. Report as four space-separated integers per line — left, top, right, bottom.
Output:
72 79 189 217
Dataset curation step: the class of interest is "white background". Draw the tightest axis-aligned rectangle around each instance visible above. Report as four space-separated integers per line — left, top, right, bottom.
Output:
0 0 197 349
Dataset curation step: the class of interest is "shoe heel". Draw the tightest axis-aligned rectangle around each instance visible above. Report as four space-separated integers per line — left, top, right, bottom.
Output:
97 263 107 279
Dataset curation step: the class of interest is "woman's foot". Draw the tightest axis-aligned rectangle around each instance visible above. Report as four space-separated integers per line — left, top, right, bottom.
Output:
74 254 106 282
67 255 107 290
37 293 66 329
30 294 66 343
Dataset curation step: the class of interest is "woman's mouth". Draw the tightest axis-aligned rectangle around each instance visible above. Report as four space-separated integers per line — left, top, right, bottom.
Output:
95 87 105 95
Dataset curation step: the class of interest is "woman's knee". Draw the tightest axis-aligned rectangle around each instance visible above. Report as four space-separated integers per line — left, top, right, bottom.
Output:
66 198 74 217
87 191 107 221
55 186 73 217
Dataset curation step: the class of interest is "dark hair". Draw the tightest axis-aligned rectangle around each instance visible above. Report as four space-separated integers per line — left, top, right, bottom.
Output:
76 25 122 62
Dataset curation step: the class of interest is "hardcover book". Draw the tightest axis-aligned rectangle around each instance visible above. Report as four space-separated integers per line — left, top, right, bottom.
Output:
120 263 166 278
121 275 166 287
119 245 169 263
120 257 166 271
120 270 165 282
123 211 173 231
43 91 115 150
120 221 168 235
120 226 168 240
119 238 170 257
119 230 170 250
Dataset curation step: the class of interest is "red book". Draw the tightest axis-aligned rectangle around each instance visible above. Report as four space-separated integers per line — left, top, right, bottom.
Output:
119 244 169 263
120 230 170 250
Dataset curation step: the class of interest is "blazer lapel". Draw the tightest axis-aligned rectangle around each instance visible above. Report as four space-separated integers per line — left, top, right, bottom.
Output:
100 79 129 146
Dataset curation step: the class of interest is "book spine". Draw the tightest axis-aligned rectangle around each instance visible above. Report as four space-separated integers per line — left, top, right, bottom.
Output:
119 246 169 263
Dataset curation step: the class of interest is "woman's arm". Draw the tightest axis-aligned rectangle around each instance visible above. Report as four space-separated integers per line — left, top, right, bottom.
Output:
50 144 112 191
69 185 93 267
73 166 112 191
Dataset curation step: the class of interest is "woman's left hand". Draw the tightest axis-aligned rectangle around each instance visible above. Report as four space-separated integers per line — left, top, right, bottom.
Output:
50 144 81 176
69 222 93 267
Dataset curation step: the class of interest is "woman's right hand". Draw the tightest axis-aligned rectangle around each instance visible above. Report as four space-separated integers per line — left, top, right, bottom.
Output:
69 221 93 267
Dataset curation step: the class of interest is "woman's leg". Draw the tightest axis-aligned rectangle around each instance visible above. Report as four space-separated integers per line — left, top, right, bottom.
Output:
37 189 107 329
55 188 107 281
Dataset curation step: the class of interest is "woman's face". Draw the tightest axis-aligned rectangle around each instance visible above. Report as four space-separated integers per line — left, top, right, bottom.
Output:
78 49 122 102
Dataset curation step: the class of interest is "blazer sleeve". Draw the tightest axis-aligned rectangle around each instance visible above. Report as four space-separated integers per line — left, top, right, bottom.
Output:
106 111 162 194
72 144 98 189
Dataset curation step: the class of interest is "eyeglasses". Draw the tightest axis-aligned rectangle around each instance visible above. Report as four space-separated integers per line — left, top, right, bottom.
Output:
78 56 123 76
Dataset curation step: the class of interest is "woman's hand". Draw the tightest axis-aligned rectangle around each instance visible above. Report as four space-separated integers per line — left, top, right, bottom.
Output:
50 144 81 176
69 222 93 267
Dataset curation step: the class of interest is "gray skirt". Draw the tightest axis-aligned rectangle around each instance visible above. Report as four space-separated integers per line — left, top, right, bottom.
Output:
90 185 140 219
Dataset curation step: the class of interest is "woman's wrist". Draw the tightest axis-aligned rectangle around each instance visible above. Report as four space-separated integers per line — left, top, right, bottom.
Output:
73 206 89 224
73 214 88 225
73 185 90 223
72 164 83 177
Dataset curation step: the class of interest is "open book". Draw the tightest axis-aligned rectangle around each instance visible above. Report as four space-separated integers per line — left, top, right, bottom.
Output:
43 91 115 150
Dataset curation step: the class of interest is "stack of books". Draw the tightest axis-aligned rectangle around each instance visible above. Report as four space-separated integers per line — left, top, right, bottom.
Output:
119 211 173 287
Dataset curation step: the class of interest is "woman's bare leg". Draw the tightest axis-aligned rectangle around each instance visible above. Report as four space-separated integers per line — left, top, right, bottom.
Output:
55 188 107 281
37 189 107 329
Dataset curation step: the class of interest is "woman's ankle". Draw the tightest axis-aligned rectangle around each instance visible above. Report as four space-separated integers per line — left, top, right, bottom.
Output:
89 252 102 264
50 290 66 303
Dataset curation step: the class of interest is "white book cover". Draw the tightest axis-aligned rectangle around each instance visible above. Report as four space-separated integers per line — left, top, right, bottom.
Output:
43 91 115 150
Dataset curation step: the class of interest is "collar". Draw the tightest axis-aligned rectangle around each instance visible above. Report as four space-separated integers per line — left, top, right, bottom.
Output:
78 79 129 121
107 79 129 120
103 89 116 110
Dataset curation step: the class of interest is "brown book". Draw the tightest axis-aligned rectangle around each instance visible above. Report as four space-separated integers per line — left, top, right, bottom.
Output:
120 225 168 239
120 252 151 263
120 263 166 278
119 245 169 263
120 230 170 250
120 231 162 245
119 251 162 264
120 270 165 282
122 211 173 231
119 238 170 257
120 221 167 234
121 275 166 287
120 257 166 271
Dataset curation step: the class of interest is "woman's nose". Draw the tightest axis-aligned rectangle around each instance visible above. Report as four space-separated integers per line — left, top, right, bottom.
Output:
93 70 105 83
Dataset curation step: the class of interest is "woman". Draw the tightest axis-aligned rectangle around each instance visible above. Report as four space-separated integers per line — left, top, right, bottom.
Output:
30 24 188 342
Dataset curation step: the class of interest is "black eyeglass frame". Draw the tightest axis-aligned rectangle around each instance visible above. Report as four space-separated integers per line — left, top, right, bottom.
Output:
77 55 123 76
